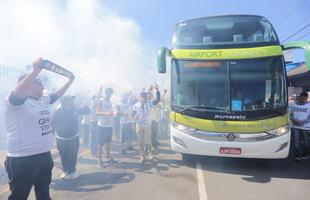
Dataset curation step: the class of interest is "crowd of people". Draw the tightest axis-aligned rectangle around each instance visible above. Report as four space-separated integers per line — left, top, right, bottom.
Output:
3 59 170 199
52 75 170 178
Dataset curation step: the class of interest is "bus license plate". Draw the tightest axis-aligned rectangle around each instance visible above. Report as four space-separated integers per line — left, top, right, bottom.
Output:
220 147 241 155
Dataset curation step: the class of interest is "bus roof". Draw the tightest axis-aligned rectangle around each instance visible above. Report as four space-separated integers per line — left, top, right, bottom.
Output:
176 15 267 25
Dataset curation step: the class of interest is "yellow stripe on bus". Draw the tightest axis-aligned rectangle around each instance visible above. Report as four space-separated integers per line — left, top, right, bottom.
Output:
171 45 282 60
171 111 289 133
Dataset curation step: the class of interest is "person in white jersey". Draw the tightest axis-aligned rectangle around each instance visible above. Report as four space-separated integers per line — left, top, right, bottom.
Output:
289 92 310 161
96 87 118 167
4 58 74 200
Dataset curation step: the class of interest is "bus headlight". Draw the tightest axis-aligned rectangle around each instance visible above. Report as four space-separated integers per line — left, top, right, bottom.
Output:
172 122 197 133
266 125 290 136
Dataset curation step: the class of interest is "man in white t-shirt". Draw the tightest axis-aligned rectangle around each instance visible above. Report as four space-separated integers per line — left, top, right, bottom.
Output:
4 58 74 200
96 87 118 167
289 92 310 161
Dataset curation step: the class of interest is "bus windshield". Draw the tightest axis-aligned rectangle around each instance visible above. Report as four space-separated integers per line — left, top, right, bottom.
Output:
174 15 278 47
171 57 287 112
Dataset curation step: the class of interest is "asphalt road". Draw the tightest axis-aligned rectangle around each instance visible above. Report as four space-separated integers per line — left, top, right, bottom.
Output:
0 140 309 200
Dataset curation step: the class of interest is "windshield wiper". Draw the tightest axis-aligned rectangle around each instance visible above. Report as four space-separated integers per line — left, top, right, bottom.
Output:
180 106 224 114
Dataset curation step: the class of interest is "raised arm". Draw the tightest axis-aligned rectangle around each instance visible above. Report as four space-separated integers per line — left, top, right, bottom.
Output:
51 74 75 99
152 83 161 106
13 58 42 99
95 86 114 116
162 89 167 100
96 86 103 115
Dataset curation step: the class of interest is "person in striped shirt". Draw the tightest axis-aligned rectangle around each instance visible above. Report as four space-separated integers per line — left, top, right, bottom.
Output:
134 84 161 163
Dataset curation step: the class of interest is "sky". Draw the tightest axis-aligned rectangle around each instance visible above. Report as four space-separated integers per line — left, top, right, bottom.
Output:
0 0 309 95
103 0 310 48
0 0 160 96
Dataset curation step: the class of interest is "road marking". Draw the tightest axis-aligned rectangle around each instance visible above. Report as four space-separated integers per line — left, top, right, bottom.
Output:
196 161 208 200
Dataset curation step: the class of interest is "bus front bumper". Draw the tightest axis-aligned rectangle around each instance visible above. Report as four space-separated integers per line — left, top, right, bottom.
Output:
170 125 290 159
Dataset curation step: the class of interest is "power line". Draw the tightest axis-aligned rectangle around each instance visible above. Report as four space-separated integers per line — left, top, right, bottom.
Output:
296 30 310 41
276 0 307 26
282 23 310 43
279 16 310 38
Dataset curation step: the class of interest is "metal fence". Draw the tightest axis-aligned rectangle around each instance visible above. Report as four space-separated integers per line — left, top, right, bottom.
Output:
0 65 25 147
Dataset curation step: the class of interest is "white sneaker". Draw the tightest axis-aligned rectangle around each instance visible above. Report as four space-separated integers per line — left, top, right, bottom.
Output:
139 157 146 163
67 172 80 180
106 158 119 164
60 172 68 179
149 155 156 161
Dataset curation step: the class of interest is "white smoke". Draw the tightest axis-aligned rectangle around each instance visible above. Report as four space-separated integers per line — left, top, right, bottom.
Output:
0 0 165 100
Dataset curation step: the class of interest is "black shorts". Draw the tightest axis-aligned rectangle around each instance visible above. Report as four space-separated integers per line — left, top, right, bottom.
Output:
98 126 113 145
121 123 135 143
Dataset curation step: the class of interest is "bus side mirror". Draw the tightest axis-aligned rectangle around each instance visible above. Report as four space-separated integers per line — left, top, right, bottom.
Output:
157 47 169 73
